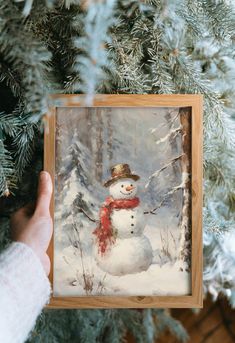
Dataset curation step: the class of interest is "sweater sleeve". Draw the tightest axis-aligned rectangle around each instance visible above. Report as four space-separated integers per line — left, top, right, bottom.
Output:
0 242 51 343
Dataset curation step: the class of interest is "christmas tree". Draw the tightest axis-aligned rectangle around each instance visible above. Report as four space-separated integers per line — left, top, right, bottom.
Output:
0 0 235 341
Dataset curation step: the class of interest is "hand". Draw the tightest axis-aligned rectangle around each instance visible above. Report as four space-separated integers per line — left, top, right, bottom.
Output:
11 171 53 276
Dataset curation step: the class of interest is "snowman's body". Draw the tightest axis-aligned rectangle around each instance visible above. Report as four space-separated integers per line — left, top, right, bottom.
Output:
94 178 153 276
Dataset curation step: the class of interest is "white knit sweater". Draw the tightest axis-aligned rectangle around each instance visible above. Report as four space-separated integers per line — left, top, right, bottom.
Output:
0 242 51 343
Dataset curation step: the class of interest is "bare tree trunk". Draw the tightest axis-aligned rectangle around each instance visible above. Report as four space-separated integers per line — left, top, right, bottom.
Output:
106 108 113 167
95 108 103 183
178 107 191 272
84 108 93 151
164 109 179 176
85 108 95 179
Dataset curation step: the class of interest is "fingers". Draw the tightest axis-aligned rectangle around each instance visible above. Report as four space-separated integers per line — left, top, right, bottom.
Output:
35 171 53 217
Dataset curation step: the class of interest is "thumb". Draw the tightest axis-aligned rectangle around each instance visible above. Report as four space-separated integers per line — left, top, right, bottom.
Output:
35 171 53 217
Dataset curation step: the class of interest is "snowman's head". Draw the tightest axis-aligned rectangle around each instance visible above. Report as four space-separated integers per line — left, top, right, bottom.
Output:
109 178 138 199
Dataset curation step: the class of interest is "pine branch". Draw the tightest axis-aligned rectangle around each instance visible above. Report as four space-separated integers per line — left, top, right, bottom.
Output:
0 57 22 98
0 139 16 196
0 113 21 137
154 309 189 342
12 122 38 179
200 0 235 44
73 0 116 104
0 1 51 118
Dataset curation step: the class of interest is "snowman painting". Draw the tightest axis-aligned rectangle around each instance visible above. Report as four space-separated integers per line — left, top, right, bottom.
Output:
93 163 153 276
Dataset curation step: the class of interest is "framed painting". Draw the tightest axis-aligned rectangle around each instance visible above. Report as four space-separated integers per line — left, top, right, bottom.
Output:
44 94 203 308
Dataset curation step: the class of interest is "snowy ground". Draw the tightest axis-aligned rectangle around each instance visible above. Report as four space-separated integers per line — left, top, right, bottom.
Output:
53 223 191 297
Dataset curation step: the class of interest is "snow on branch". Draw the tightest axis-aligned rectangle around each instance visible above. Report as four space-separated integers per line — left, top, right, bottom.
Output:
150 110 179 135
73 0 116 105
144 172 189 216
145 154 184 189
155 125 182 145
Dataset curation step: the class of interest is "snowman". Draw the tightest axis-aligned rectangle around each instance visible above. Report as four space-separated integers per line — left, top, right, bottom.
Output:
93 163 153 276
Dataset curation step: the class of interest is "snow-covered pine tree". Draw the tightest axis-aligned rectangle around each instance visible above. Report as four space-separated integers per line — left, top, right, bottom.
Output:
0 0 235 341
54 122 102 295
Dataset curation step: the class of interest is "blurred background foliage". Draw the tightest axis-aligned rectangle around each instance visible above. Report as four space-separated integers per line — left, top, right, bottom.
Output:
0 0 235 341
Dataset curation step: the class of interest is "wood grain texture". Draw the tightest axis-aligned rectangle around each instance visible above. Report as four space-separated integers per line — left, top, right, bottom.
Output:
126 298 235 342
156 297 235 343
44 94 203 309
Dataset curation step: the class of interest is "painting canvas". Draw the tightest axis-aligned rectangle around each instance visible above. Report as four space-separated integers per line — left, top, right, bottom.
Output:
53 105 193 297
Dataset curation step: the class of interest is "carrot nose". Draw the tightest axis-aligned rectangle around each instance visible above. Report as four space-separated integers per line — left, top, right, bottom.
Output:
126 185 134 191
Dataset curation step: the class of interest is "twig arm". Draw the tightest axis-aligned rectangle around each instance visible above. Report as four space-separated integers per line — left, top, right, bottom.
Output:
75 206 99 223
143 198 166 215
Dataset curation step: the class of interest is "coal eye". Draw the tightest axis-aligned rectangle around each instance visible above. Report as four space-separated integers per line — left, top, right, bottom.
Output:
121 185 124 188
130 184 133 187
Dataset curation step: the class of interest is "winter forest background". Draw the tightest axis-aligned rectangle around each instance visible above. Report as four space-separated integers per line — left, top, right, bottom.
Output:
54 106 191 296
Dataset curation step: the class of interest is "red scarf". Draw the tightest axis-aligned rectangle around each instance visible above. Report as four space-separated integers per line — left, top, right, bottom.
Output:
93 197 140 255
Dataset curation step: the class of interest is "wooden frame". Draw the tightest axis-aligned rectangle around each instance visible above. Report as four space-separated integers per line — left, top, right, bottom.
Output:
44 94 203 308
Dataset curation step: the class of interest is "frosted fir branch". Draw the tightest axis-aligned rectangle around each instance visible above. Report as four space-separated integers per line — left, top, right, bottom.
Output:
152 0 235 154
116 63 150 93
200 0 235 44
118 310 146 341
108 35 150 93
15 0 55 16
108 18 151 92
148 46 176 94
173 53 235 149
153 309 189 342
0 59 21 98
0 111 38 194
150 55 176 94
12 122 38 179
145 154 183 189
204 141 235 201
152 0 235 150
30 3 80 94
142 309 155 343
0 113 21 137
0 1 51 117
203 206 234 236
173 56 235 154
203 204 235 304
176 1 204 39
204 229 235 305
0 139 17 196
73 0 116 105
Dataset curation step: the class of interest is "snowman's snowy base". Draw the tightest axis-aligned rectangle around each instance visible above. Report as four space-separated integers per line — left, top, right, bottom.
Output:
94 236 153 276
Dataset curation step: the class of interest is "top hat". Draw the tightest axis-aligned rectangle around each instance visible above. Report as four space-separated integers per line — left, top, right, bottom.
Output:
104 163 140 187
